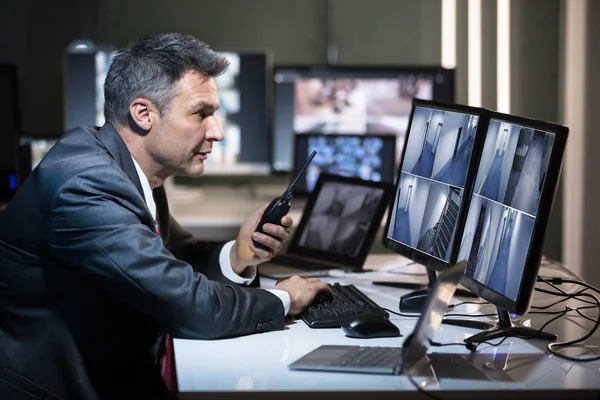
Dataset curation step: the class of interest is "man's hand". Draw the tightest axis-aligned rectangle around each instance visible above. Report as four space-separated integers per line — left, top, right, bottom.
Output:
275 276 333 316
230 205 293 276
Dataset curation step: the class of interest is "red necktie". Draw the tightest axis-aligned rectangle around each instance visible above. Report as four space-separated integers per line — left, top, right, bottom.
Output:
155 216 178 397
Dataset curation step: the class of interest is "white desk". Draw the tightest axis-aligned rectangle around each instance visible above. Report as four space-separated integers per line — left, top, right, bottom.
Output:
174 255 600 399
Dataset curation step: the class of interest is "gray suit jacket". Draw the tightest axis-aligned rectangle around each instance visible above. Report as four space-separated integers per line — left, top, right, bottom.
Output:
0 124 284 399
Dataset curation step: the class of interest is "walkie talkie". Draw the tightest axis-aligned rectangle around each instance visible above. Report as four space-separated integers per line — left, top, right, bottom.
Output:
252 150 317 251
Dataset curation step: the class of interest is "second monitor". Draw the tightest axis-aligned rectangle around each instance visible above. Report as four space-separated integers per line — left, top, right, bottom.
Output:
292 133 397 195
272 66 455 172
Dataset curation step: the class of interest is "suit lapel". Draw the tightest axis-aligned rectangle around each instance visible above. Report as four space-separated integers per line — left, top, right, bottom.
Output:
96 124 168 244
95 124 145 200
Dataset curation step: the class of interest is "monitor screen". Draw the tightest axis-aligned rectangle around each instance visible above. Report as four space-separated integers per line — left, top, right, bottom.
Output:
272 66 454 172
456 113 568 314
292 133 397 195
203 51 271 175
287 173 393 266
383 99 487 271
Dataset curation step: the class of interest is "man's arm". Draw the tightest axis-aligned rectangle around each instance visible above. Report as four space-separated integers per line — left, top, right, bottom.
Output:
48 165 284 339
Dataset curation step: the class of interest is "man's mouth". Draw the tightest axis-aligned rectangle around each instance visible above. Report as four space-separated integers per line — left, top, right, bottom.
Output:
195 150 211 160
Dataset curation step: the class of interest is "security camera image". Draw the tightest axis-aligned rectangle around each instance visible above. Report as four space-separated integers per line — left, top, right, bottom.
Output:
474 120 555 216
293 77 432 135
298 182 385 257
458 195 535 301
386 173 464 262
402 107 479 188
300 134 395 193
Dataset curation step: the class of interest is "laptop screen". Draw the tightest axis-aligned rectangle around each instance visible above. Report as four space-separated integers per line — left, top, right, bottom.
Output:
286 173 393 268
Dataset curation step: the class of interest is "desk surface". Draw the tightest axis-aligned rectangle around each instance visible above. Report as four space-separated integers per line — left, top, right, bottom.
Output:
174 255 600 399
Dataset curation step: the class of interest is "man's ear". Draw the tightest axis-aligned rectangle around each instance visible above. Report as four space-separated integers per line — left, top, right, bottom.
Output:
129 98 154 132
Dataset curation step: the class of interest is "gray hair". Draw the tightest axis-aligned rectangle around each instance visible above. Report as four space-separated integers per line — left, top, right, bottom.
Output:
103 32 229 128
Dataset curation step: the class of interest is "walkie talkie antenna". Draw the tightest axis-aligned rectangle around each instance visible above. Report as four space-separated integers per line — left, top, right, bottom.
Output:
283 150 317 199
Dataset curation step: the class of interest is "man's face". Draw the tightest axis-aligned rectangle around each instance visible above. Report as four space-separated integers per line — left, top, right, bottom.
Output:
147 70 224 177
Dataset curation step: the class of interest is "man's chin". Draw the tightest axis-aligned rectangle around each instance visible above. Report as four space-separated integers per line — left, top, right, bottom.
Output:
185 165 205 177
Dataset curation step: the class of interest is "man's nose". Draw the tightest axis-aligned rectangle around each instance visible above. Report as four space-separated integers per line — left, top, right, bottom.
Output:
206 116 224 141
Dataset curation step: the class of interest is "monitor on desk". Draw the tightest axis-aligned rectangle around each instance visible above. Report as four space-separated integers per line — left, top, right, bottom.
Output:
292 133 397 195
0 64 20 202
271 65 454 173
454 111 568 345
381 99 488 312
19 136 59 172
202 51 271 176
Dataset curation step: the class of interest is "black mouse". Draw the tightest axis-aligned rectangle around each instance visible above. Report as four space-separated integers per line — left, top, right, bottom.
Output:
341 315 401 339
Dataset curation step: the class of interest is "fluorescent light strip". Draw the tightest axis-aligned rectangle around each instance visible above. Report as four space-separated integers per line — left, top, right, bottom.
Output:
468 0 482 107
497 0 511 113
563 0 588 277
441 0 457 69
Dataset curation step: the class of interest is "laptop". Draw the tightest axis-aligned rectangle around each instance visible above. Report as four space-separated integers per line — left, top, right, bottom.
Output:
258 173 393 279
288 260 466 375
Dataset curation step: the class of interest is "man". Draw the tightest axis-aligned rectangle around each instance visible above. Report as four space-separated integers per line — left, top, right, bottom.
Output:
0 33 331 400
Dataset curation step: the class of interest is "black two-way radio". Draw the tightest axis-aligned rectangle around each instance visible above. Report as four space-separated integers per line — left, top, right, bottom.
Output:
252 150 317 251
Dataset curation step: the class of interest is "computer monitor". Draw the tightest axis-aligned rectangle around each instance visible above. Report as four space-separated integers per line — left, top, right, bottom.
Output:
64 41 116 130
292 133 397 195
382 99 488 312
455 112 568 344
201 51 271 176
0 64 20 203
271 66 454 173
18 136 59 172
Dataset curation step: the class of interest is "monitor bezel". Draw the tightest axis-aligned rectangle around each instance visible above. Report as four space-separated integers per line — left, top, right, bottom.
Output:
457 111 569 315
381 98 490 272
271 65 455 174
291 132 398 196
286 172 394 268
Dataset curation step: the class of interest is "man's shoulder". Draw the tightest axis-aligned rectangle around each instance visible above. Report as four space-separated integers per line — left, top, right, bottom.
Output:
41 126 111 169
35 126 127 191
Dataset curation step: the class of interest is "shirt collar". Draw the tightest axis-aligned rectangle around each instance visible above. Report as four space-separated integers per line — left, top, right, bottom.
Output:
130 156 156 222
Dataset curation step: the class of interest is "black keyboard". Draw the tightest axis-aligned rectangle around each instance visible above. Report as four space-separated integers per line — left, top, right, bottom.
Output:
300 283 389 328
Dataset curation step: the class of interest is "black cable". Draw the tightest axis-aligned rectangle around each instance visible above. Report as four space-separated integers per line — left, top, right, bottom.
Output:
449 300 489 308
537 276 600 296
443 312 497 318
384 307 420 318
530 289 590 309
546 292 600 362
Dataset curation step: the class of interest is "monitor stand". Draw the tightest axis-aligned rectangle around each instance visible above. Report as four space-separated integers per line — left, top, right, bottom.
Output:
399 268 479 312
463 307 557 344
396 269 492 330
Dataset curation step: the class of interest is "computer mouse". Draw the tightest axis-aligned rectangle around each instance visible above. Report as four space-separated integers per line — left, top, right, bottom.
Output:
341 315 401 339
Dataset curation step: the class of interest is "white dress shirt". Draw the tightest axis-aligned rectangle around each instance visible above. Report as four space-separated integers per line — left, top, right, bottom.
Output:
130 156 290 316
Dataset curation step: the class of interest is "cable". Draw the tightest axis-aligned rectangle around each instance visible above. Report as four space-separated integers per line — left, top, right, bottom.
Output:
443 312 497 318
449 300 489 308
384 307 420 318
537 276 600 296
546 292 600 362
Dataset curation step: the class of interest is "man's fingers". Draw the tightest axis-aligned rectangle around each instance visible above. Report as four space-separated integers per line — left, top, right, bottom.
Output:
317 281 333 299
261 223 290 241
280 215 294 228
248 241 274 259
251 232 282 252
